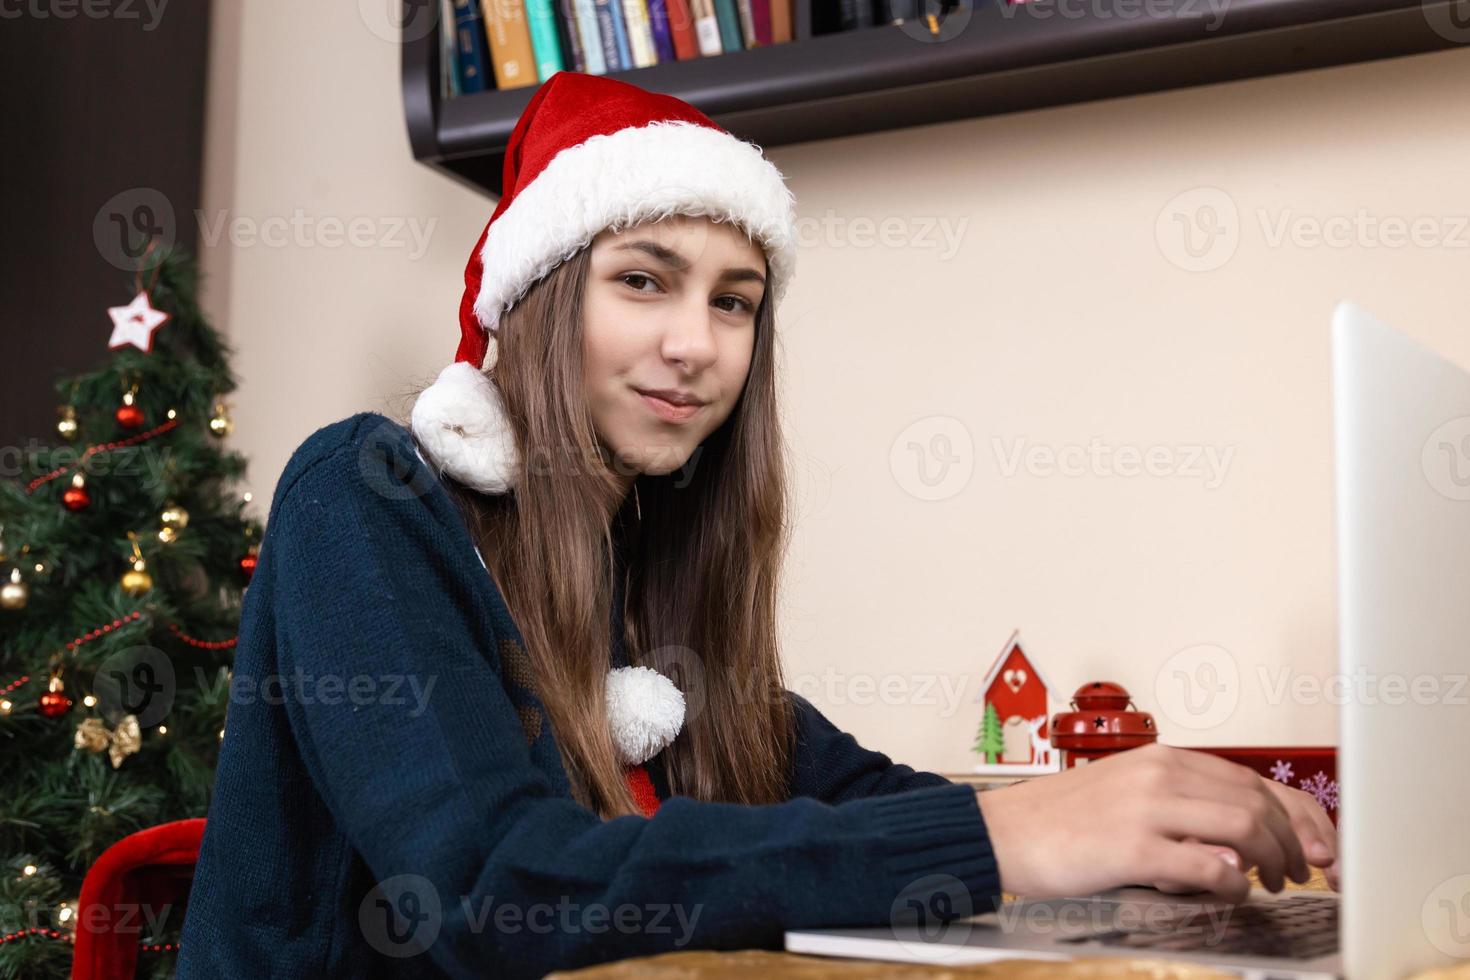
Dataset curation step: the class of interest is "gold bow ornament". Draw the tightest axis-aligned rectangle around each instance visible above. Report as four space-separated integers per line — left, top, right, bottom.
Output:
74 714 142 768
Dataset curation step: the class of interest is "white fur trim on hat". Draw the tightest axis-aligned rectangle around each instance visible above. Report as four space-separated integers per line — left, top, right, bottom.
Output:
474 120 797 333
410 361 520 494
605 665 685 766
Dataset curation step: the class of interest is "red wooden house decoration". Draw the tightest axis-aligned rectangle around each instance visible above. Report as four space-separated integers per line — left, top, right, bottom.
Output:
973 629 1061 775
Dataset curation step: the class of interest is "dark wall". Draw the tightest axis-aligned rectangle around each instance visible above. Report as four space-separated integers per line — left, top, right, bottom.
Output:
0 0 213 455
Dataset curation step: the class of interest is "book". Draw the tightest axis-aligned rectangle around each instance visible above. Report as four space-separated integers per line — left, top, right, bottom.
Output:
712 0 743 51
688 0 722 55
453 0 492 93
524 0 568 79
481 0 539 89
621 0 659 66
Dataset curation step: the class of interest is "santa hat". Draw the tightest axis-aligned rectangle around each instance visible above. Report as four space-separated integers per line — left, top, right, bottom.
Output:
412 71 796 780
410 69 798 496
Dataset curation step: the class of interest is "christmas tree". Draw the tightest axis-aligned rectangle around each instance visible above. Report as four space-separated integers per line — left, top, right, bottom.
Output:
0 240 262 979
973 701 1004 765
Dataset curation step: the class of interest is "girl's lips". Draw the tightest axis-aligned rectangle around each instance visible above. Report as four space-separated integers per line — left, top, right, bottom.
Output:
638 390 702 423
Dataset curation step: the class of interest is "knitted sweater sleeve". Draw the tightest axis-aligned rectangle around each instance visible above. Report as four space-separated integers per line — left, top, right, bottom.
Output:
786 691 956 803
268 425 1001 979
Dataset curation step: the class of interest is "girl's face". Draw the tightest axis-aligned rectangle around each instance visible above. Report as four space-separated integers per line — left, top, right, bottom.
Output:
583 215 767 486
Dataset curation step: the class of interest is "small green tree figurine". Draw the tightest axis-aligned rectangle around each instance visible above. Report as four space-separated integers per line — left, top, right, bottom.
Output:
973 701 1005 765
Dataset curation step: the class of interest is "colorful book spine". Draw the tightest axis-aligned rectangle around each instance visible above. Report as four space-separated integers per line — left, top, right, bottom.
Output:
646 0 677 61
736 0 756 47
595 0 633 69
621 0 658 66
442 0 463 96
524 0 567 79
768 0 791 41
666 0 700 58
712 0 743 51
751 0 772 43
573 0 609 71
453 0 491 93
554 0 587 71
481 0 538 88
689 0 722 55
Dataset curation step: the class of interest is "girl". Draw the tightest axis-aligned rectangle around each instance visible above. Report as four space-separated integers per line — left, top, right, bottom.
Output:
178 71 1338 979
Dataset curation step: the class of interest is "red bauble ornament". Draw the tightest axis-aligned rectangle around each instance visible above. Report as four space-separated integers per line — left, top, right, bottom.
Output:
116 402 145 429
239 548 258 580
39 690 73 718
62 475 91 512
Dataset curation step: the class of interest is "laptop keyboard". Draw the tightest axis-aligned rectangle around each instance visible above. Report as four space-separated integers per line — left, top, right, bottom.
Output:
1059 894 1339 960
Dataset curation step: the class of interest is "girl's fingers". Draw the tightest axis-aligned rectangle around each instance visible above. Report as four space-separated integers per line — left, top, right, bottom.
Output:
1265 780 1338 868
1146 839 1251 904
1161 769 1311 886
1152 796 1295 891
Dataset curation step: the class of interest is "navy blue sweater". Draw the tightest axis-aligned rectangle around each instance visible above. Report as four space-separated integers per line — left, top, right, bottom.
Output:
176 412 1001 979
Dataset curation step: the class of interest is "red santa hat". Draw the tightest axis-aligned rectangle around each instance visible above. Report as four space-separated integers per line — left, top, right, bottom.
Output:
410 70 798 495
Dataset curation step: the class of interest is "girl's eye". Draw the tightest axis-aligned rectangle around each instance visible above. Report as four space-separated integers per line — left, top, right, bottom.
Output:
620 274 755 315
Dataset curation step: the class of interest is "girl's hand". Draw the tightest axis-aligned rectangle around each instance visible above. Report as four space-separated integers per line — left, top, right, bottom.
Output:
974 743 1315 904
1259 774 1340 891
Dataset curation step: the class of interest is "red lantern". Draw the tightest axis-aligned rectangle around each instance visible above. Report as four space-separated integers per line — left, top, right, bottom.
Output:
1049 681 1158 770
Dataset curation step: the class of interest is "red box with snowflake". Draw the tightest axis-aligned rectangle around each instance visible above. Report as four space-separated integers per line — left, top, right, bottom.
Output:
1187 747 1339 825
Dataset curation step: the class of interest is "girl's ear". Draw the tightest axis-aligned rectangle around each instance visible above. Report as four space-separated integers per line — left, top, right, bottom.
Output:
411 361 520 495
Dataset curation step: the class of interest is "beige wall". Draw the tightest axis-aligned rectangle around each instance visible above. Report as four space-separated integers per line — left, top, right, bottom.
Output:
200 0 1470 774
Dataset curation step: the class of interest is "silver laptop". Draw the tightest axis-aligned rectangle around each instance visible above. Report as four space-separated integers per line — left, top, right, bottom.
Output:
786 301 1470 980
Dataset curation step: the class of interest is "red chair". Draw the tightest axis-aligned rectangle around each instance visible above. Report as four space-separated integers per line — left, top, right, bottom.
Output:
71 818 205 980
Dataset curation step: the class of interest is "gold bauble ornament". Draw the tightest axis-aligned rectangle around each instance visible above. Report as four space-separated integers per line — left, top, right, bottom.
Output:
120 560 153 596
208 400 233 438
0 567 28 610
57 405 79 441
160 502 189 530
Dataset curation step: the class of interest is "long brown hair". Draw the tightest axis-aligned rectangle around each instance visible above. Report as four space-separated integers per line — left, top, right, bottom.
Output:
399 237 796 819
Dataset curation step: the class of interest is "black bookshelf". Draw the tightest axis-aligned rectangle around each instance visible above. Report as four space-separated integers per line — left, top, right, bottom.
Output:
404 0 1466 197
